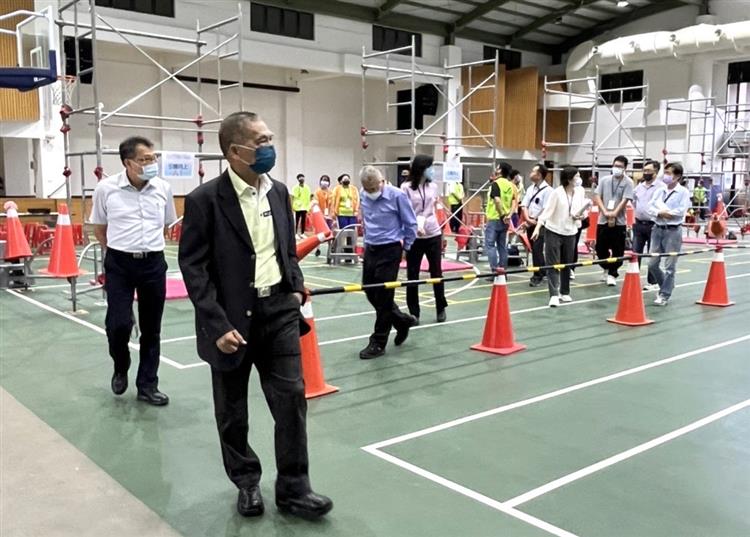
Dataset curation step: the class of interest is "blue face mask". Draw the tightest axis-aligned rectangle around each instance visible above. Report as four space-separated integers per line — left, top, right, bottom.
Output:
250 145 276 174
138 162 159 181
424 166 434 181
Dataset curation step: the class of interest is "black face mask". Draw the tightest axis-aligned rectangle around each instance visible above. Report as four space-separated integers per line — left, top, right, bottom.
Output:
643 173 654 182
342 180 350 186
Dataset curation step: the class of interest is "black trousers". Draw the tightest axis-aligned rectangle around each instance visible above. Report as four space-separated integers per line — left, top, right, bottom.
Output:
104 249 166 390
363 242 413 347
632 220 656 284
405 235 447 318
295 210 307 234
595 224 626 277
529 226 546 281
210 292 310 497
544 229 576 297
449 204 463 234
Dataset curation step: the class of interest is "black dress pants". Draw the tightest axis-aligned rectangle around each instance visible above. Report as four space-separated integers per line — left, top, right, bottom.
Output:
449 204 463 233
405 235 447 318
363 242 413 347
295 210 307 235
595 224 626 277
104 249 166 391
529 227 546 282
210 292 310 497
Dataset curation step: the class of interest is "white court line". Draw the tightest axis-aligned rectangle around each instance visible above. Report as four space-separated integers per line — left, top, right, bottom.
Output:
504 397 750 508
318 273 750 347
160 335 199 344
361 447 579 537
5 289 190 370
364 333 750 450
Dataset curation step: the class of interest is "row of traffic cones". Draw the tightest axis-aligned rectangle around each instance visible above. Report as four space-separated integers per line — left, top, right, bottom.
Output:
470 250 735 356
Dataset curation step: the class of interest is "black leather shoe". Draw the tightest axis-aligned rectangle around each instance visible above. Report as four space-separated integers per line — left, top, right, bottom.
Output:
277 491 333 520
394 315 417 346
136 388 169 406
111 372 128 395
436 310 447 323
359 342 385 360
237 486 264 517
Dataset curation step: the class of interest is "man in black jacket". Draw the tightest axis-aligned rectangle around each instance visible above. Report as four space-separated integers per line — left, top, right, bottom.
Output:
178 111 332 520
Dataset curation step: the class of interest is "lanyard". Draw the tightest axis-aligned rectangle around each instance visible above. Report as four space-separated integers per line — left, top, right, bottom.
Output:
611 177 623 199
531 183 547 204
565 189 574 216
664 190 676 204
417 184 428 212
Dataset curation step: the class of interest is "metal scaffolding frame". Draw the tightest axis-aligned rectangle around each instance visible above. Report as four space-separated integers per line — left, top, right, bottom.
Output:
360 37 502 172
55 0 246 221
541 68 649 175
663 96 717 185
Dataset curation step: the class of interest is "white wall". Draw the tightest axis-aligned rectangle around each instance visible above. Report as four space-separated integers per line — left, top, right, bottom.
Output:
1 138 35 196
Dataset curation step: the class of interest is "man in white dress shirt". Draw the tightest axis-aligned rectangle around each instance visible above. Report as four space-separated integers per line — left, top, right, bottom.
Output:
90 136 177 405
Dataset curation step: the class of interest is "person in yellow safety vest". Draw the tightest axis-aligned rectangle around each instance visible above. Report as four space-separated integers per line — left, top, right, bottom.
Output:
485 162 518 271
692 179 708 219
331 173 360 230
291 173 312 237
447 180 465 234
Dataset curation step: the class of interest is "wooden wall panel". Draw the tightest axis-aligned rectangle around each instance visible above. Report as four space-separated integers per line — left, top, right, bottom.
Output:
0 0 40 122
502 67 539 150
461 65 505 147
536 76 568 149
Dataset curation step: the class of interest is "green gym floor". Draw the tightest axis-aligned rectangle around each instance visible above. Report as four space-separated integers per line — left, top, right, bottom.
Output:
2 242 750 537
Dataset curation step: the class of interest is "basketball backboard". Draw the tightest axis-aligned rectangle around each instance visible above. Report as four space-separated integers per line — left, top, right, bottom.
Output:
0 6 57 90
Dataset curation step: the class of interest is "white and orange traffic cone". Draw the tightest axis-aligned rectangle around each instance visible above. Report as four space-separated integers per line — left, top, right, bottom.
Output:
308 204 332 239
299 296 338 399
41 203 84 278
607 256 653 326
470 273 526 356
297 232 329 261
2 201 32 260
696 248 734 307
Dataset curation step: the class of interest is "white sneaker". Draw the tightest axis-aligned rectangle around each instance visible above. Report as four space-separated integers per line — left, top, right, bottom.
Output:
548 296 560 308
653 295 668 306
569 271 576 280
642 283 659 292
560 294 573 303
606 275 617 286
600 270 608 282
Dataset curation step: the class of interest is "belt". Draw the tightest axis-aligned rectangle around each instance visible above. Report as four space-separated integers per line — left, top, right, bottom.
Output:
635 219 654 225
109 249 162 259
250 282 283 298
655 224 682 229
365 241 401 250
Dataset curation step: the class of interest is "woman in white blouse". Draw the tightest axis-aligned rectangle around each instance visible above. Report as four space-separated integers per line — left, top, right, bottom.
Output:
531 166 590 307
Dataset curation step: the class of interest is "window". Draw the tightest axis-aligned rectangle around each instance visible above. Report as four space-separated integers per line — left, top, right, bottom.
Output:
64 37 93 84
250 3 314 41
599 70 644 104
95 0 174 17
372 25 421 57
483 46 521 70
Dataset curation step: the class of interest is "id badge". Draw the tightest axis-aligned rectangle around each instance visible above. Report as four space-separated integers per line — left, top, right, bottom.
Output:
607 200 615 211
416 215 426 232
345 199 352 209
324 208 329 217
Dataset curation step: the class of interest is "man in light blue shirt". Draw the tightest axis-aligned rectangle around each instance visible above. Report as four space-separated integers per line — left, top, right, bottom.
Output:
647 162 692 306
358 165 418 359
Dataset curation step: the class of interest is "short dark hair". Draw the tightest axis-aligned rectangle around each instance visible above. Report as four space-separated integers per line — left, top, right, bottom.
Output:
533 163 548 178
337 173 350 183
497 162 512 178
320 174 330 183
560 165 578 187
218 111 259 156
613 155 629 167
665 162 684 178
511 169 520 179
296 173 305 179
409 154 434 189
643 159 661 172
119 136 153 164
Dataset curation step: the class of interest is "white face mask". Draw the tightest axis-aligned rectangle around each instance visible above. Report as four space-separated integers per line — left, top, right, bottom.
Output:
365 190 382 201
612 167 624 178
574 176 583 187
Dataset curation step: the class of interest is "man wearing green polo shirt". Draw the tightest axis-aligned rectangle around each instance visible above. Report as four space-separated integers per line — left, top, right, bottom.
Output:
484 162 518 271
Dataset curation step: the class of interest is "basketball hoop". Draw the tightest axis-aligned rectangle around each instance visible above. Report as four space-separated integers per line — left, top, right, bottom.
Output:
51 75 77 106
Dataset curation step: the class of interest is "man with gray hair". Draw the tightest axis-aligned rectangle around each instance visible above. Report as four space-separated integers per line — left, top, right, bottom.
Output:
358 165 418 360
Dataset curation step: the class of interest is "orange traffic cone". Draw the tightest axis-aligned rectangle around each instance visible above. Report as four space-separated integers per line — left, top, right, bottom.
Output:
607 256 653 326
41 203 84 277
299 296 338 399
470 273 526 356
2 201 32 260
308 204 332 238
297 232 328 261
697 248 734 307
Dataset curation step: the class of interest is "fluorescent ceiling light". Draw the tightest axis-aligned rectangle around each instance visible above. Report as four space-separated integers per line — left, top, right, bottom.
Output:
617 1 630 7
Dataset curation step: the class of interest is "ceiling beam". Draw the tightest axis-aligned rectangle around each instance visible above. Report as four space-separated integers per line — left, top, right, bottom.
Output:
451 0 514 33
509 0 603 45
375 0 404 20
558 0 688 52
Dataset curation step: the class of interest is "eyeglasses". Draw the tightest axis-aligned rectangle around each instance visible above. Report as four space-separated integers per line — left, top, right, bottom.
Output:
133 155 158 165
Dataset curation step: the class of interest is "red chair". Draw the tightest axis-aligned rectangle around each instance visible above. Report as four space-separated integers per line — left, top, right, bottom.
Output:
72 223 84 245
